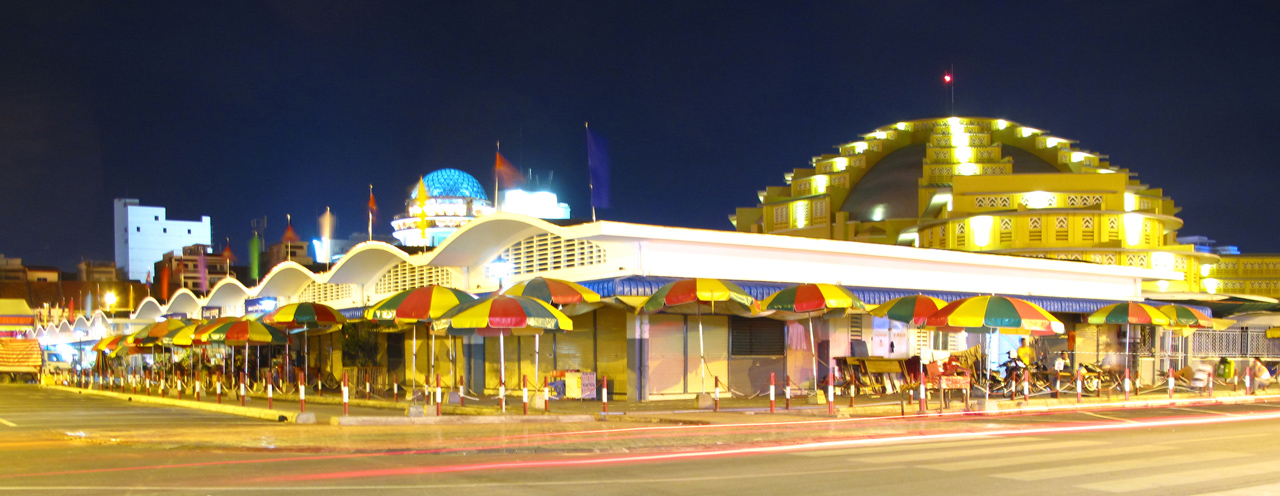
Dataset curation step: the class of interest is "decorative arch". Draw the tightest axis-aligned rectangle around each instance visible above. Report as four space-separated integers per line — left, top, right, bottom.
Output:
324 241 410 285
205 278 252 308
133 298 164 322
165 289 201 317
256 262 318 299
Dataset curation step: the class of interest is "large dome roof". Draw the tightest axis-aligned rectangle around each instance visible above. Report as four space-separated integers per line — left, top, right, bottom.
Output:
411 168 489 201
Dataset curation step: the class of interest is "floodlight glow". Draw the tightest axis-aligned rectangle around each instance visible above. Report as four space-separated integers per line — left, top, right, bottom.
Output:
1019 127 1040 138
1045 137 1063 148
1123 213 1144 246
951 132 968 147
895 122 907 130
869 204 887 222
1124 193 1137 212
832 157 848 171
812 175 828 194
872 131 887 139
1152 252 1175 271
1156 280 1170 292
1022 191 1056 209
996 119 1008 130
947 117 961 126
970 216 993 248
934 193 953 212
1071 152 1091 162
1098 169 1116 174
955 162 979 176
1203 278 1220 294
102 292 117 306
1201 264 1213 277
853 142 868 154
955 147 973 162
487 258 513 281
793 202 809 228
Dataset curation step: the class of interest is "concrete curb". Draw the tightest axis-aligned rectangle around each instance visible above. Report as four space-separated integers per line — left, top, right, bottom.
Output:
42 385 310 424
332 414 597 426
245 391 508 416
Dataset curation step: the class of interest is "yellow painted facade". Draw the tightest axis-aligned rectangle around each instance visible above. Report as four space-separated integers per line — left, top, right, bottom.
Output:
1204 254 1280 298
731 117 1219 294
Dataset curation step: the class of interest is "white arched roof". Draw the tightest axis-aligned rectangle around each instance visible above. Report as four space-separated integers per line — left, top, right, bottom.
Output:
256 262 319 298
166 289 201 317
133 298 164 321
205 277 252 308
428 213 565 267
324 241 411 284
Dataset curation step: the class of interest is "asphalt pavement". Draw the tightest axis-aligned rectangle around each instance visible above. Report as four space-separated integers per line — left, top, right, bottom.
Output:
4 384 1280 495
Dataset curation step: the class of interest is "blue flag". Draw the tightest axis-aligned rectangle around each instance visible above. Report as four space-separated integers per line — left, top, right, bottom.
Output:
587 127 610 209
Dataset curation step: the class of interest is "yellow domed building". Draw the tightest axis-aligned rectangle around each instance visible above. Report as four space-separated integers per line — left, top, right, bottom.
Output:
731 117 1221 295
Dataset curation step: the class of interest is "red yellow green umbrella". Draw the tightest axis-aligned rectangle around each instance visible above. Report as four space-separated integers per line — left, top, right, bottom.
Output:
638 278 757 394
639 278 757 314
763 284 867 392
92 335 125 352
264 303 346 392
503 277 601 305
1158 304 1212 329
202 319 289 346
869 295 948 325
365 286 476 394
365 286 476 325
264 303 347 329
925 296 1063 333
1087 302 1171 326
433 294 572 411
191 316 241 345
433 294 573 334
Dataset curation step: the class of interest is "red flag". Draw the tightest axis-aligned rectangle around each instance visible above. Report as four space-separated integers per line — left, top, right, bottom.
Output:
221 244 237 264
158 265 171 302
495 152 524 189
282 223 301 243
368 188 378 221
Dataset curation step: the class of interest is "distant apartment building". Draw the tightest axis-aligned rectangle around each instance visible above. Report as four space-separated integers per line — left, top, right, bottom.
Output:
77 260 118 282
114 198 212 282
153 245 233 295
0 255 23 281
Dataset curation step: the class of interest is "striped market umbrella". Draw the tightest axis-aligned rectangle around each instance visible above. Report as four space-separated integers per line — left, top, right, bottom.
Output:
763 284 867 392
1087 302 1171 326
365 286 476 325
434 294 572 411
91 335 125 352
869 295 948 326
200 318 290 384
639 279 758 394
365 286 475 397
869 295 948 401
1159 305 1212 329
191 317 242 345
265 303 347 391
925 296 1064 334
501 278 600 386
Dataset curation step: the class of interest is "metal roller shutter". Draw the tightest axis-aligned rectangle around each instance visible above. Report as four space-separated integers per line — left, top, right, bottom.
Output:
648 314 686 395
596 308 628 398
687 315 729 395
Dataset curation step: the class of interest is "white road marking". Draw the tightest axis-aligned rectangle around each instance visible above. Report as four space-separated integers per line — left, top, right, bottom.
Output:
0 418 16 427
851 440 1104 463
998 451 1245 481
919 444 1169 471
1191 481 1280 496
792 436 1040 457
1079 459 1280 493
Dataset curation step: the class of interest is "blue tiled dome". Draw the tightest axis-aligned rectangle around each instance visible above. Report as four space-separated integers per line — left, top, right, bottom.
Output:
411 168 489 201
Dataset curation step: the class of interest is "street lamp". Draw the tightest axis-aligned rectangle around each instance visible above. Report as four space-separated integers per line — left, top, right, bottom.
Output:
103 292 117 313
487 257 513 290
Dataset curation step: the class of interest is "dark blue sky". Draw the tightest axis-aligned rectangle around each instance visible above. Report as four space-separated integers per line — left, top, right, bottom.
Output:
3 2 1278 271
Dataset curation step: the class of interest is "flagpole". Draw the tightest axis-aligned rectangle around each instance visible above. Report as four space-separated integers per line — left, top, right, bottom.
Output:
495 141 501 213
586 122 597 223
368 184 373 242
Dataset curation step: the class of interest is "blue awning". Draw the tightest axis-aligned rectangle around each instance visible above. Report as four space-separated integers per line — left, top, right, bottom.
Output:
337 307 366 320
578 276 1212 318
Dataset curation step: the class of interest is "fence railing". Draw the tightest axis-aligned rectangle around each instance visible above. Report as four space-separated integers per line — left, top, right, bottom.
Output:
1191 330 1280 358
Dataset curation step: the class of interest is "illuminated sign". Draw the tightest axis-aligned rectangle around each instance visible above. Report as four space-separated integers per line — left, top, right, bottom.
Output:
245 297 277 314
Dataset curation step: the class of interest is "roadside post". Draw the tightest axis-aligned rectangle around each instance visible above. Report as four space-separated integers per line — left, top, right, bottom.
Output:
602 375 609 413
298 371 306 413
769 372 776 413
435 374 442 417
342 372 349 417
239 371 246 406
522 375 529 416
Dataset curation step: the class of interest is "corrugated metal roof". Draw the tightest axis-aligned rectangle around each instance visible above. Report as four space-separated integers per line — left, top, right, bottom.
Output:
578 276 1212 317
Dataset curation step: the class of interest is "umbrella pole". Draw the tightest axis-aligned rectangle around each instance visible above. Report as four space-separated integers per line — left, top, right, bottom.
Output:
430 333 436 391
499 333 507 412
808 315 818 395
534 334 540 389
411 325 417 404
1125 324 1131 395
305 330 310 392
698 303 706 395
983 332 989 406
243 341 249 391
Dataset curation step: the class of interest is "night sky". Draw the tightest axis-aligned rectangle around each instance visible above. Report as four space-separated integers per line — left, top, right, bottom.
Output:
3 2 1279 272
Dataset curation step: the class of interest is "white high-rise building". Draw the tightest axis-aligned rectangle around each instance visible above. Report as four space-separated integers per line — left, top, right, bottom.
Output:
113 198 212 283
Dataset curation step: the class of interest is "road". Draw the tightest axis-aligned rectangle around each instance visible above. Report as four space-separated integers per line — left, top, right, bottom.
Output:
3 385 1280 494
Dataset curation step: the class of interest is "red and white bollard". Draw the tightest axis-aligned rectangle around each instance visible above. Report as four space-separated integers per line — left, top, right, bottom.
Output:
298 371 306 413
769 372 776 413
132 373 138 395
239 372 246 406
194 372 201 402
1022 368 1030 403
267 382 273 409
435 375 442 417
365 371 371 400
522 375 529 416
1209 370 1215 397
499 377 507 413
543 376 550 413
713 376 721 412
1245 371 1253 395
827 375 835 416
1168 367 1175 400
176 373 182 400
459 374 466 407
342 372 350 417
1076 369 1083 403
392 372 398 403
1123 368 1131 402
601 375 608 413
145 372 151 396
216 376 222 404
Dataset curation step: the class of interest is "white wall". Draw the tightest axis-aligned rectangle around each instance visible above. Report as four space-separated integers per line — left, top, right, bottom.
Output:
114 199 212 282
